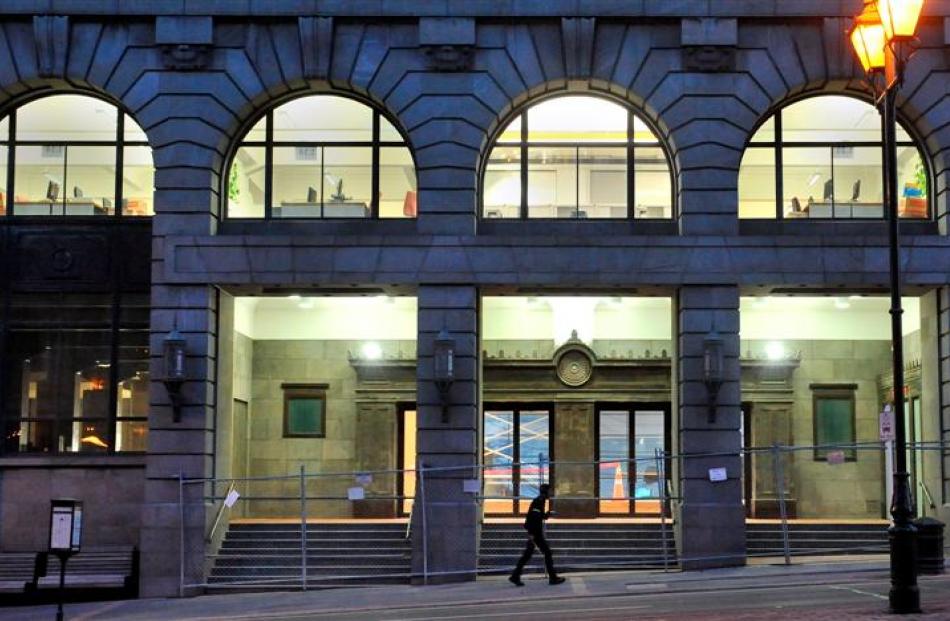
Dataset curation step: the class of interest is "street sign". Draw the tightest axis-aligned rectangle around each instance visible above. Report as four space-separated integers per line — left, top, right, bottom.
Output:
49 499 82 553
880 405 895 442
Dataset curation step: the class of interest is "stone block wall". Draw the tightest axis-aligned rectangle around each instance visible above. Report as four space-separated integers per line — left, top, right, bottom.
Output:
0 464 144 551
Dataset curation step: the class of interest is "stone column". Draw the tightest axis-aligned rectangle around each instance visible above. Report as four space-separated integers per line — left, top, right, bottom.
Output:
411 285 479 583
939 287 950 522
674 285 745 569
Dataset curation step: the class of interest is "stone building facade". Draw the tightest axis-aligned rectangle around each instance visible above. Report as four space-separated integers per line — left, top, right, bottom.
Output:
0 0 948 598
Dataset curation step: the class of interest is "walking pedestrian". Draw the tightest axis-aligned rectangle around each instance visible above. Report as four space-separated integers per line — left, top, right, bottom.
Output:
509 483 565 586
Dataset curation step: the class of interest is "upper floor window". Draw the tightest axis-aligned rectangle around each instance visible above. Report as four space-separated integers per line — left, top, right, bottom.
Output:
739 96 929 220
481 95 673 220
0 94 154 217
226 95 417 219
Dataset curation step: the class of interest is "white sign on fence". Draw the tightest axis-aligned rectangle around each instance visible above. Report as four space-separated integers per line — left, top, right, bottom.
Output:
224 489 241 508
708 467 727 482
347 486 365 501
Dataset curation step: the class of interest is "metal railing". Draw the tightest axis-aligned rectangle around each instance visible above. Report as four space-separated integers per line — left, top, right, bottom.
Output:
177 440 947 592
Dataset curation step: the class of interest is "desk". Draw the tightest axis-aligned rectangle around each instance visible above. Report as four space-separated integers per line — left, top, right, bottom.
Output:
786 202 884 219
14 200 109 216
274 202 369 218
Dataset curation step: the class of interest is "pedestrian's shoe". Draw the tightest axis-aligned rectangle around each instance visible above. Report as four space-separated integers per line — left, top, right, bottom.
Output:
509 575 525 587
548 576 566 585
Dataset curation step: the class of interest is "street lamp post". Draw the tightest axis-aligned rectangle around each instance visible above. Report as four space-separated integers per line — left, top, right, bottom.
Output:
849 0 924 614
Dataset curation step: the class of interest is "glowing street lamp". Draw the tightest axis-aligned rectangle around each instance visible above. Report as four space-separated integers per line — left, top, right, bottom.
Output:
849 2 886 73
849 0 926 614
877 0 924 41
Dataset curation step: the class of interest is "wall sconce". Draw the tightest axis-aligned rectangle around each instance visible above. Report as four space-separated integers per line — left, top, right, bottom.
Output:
703 325 724 423
163 324 187 422
433 328 455 423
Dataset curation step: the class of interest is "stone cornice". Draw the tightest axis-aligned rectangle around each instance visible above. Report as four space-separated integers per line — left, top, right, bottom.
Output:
5 0 950 19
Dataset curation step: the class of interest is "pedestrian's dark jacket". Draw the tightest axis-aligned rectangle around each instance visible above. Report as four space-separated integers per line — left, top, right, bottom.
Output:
523 495 549 534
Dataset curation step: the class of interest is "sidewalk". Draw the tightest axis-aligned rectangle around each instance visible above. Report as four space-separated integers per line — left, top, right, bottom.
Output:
0 557 939 621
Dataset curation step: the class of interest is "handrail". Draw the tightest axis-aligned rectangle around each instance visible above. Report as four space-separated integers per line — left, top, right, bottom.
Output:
920 480 937 512
405 500 414 541
206 481 236 543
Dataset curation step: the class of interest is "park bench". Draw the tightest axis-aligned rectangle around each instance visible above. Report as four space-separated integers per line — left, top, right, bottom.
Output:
26 546 139 603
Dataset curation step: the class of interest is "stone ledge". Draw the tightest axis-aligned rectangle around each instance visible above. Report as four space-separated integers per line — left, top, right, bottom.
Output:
0 454 147 469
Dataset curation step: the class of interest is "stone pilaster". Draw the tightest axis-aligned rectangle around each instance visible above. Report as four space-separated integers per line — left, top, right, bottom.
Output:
411 285 479 583
674 285 745 569
939 288 950 510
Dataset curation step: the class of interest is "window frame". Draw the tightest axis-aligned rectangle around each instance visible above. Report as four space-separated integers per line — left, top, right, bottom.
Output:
811 383 858 462
0 93 152 218
224 94 416 220
281 383 328 438
740 95 931 221
479 94 676 221
0 292 151 456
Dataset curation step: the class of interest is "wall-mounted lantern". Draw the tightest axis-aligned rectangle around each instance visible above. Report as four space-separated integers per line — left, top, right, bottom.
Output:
163 323 187 422
703 326 725 423
433 328 455 423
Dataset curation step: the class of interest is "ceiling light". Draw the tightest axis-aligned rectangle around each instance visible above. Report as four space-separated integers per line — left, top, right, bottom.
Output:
834 298 851 310
765 341 786 360
361 342 382 360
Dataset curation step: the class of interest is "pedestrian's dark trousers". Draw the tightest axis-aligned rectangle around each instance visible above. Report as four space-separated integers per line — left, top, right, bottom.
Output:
513 530 556 577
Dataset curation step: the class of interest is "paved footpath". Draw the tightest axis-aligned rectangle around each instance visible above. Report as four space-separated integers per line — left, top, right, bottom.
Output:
3 559 950 620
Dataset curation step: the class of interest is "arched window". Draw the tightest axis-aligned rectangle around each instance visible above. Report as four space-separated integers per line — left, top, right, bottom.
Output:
0 94 153 217
739 96 929 220
226 95 417 219
481 95 673 220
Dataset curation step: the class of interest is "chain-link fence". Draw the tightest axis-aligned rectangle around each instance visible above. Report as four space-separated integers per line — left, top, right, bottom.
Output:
178 440 947 591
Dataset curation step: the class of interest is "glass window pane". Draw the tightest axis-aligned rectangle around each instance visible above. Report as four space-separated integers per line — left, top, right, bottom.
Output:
13 144 65 215
897 146 928 219
782 96 880 142
244 115 267 142
0 145 7 216
739 147 776 218
782 147 831 218
483 146 520 218
380 146 416 218
115 293 150 451
379 115 403 142
579 147 626 218
528 147 575 218
496 115 522 143
65 145 116 215
528 96 627 143
484 410 514 513
272 96 372 142
633 115 659 143
227 146 266 218
633 410 664 513
17 95 117 142
123 146 154 216
3 294 114 454
634 147 672 218
833 146 883 218
599 411 630 514
749 116 776 143
323 147 372 218
0 115 8 141
124 114 148 143
519 410 550 511
272 146 320 218
286 397 325 436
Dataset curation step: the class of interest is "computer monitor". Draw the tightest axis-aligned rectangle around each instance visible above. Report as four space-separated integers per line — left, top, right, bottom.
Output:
46 181 60 201
306 186 318 203
822 178 834 202
851 179 861 202
73 185 83 199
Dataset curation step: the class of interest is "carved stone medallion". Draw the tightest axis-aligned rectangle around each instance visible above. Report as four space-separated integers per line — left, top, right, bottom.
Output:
557 349 593 387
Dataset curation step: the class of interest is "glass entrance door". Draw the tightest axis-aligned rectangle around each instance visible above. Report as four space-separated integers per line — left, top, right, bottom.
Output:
597 405 668 515
483 405 551 514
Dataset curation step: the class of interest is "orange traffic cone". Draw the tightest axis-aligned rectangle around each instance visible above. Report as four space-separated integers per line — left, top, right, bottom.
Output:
612 464 625 499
